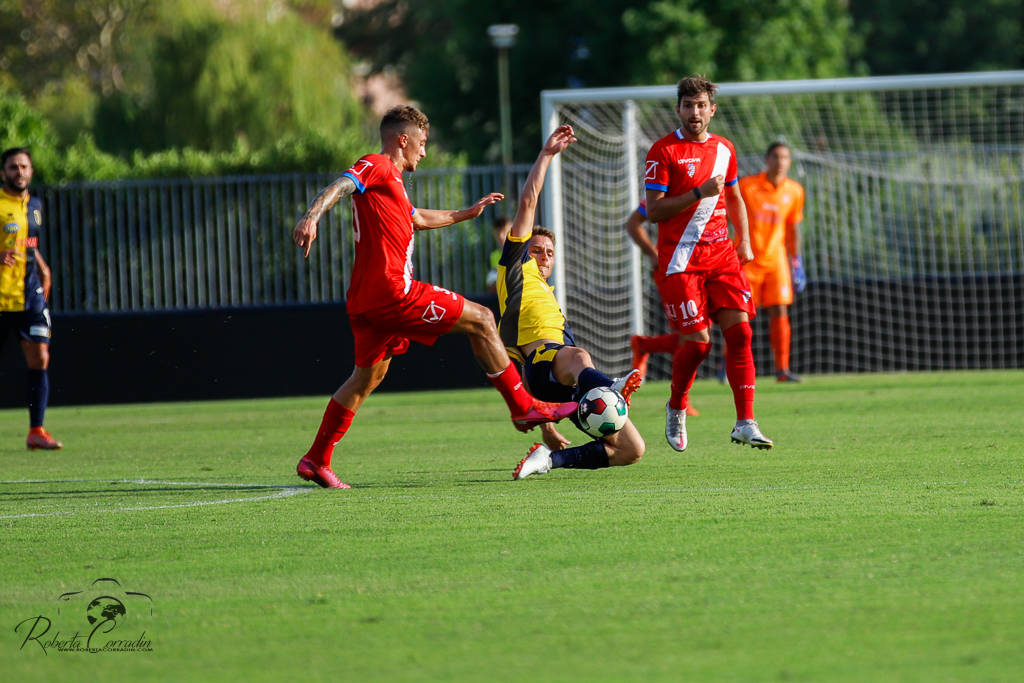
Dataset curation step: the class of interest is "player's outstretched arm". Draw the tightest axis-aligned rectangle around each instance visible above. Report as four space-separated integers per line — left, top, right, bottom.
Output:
293 175 358 258
412 192 505 231
508 125 577 240
625 210 659 270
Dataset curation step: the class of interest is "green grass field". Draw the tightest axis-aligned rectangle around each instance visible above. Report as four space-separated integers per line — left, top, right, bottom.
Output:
1 371 1022 681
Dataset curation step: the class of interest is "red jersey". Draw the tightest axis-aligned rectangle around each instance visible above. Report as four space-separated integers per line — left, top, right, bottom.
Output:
644 130 739 275
342 153 418 314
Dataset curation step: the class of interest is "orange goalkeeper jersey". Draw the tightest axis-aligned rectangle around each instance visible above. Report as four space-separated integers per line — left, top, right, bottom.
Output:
737 172 804 270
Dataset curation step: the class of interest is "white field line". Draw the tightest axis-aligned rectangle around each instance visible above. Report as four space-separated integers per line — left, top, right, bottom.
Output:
0 479 315 520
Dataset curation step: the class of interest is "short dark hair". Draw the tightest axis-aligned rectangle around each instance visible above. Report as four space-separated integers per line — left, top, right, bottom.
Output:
764 141 790 158
530 226 555 246
380 105 429 140
1 147 31 166
676 75 718 107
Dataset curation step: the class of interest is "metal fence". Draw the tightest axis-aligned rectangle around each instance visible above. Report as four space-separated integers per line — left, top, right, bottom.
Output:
37 164 531 313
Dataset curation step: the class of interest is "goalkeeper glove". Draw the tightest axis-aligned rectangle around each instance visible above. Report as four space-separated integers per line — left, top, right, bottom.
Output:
791 256 806 293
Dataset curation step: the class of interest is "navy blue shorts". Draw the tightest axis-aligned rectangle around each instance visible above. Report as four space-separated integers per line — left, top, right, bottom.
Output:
523 342 576 403
0 307 52 345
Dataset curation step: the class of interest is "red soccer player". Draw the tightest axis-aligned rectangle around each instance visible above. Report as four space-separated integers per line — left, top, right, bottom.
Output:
291 105 578 488
623 198 699 417
644 76 773 452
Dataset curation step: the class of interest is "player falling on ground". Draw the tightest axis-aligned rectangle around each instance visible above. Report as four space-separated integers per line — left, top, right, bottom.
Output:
291 106 578 488
0 148 62 450
497 125 645 480
644 75 773 452
738 141 806 382
624 198 700 417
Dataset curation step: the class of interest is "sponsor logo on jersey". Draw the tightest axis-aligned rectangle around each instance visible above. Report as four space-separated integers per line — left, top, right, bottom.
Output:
713 208 727 217
26 236 38 248
4 222 18 233
33 209 41 224
421 300 447 324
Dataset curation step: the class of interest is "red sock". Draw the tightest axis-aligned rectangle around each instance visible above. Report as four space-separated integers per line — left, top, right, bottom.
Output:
723 322 756 420
770 316 791 373
487 362 533 415
637 333 679 354
669 340 711 410
306 398 355 467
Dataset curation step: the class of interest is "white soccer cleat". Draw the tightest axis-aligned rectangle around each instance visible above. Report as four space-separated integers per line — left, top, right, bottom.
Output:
664 402 687 452
513 443 553 480
730 419 774 450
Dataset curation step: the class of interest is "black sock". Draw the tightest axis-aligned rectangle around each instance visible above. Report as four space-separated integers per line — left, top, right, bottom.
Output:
576 367 613 399
27 368 48 428
550 439 610 469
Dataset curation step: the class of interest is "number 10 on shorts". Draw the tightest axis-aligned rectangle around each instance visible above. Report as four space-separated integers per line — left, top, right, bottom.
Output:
664 299 700 323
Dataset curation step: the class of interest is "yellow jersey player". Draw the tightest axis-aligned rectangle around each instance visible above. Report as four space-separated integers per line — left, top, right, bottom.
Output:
497 125 645 480
0 148 62 449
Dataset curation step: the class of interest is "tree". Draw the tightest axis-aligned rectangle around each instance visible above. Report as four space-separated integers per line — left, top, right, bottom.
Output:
334 0 857 165
850 0 1022 75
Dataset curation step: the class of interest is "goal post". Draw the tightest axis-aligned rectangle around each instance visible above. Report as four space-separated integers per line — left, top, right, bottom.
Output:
540 71 1024 377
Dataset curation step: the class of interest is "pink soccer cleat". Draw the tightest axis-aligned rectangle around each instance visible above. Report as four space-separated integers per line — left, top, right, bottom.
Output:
296 456 351 489
512 399 578 432
26 427 62 450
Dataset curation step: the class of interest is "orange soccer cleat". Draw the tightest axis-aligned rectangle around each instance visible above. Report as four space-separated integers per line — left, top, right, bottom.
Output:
26 427 62 450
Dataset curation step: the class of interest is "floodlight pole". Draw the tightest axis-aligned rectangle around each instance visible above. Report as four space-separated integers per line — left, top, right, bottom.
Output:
488 24 518 196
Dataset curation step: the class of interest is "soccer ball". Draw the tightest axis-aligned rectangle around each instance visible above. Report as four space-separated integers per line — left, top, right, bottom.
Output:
576 386 628 438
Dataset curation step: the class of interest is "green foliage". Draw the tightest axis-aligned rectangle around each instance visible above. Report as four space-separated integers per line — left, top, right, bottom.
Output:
851 0 1023 75
0 89 61 183
336 0 857 164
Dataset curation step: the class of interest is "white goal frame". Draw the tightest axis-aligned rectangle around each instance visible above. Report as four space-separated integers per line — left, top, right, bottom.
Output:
539 70 1024 375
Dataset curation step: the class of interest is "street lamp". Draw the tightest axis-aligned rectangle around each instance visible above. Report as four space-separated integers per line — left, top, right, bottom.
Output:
487 23 518 176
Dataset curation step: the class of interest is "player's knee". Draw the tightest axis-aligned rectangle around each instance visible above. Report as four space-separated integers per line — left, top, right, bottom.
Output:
462 301 497 337
724 321 752 349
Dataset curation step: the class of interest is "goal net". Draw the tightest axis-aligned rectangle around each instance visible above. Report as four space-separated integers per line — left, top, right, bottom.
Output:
540 72 1024 379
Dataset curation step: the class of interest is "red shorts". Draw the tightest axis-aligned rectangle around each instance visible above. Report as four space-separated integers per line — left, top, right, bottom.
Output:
657 241 755 334
348 281 465 367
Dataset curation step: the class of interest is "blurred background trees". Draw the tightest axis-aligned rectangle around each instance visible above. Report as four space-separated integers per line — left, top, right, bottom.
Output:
0 0 1019 181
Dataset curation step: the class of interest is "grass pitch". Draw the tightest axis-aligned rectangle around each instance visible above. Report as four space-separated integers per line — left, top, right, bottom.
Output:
1 370 1022 681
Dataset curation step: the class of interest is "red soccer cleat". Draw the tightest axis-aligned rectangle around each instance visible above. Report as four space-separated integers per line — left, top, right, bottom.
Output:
296 456 351 489
26 427 62 450
629 335 649 382
512 399 578 432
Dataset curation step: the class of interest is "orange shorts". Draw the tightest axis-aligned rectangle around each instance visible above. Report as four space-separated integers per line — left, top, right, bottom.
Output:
744 256 793 308
348 281 465 367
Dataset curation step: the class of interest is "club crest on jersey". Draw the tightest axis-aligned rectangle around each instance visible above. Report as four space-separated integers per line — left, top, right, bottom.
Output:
686 163 696 178
742 290 752 303
644 161 658 181
422 300 447 324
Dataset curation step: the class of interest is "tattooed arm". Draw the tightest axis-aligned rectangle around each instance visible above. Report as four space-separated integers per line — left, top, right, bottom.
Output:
292 175 358 258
